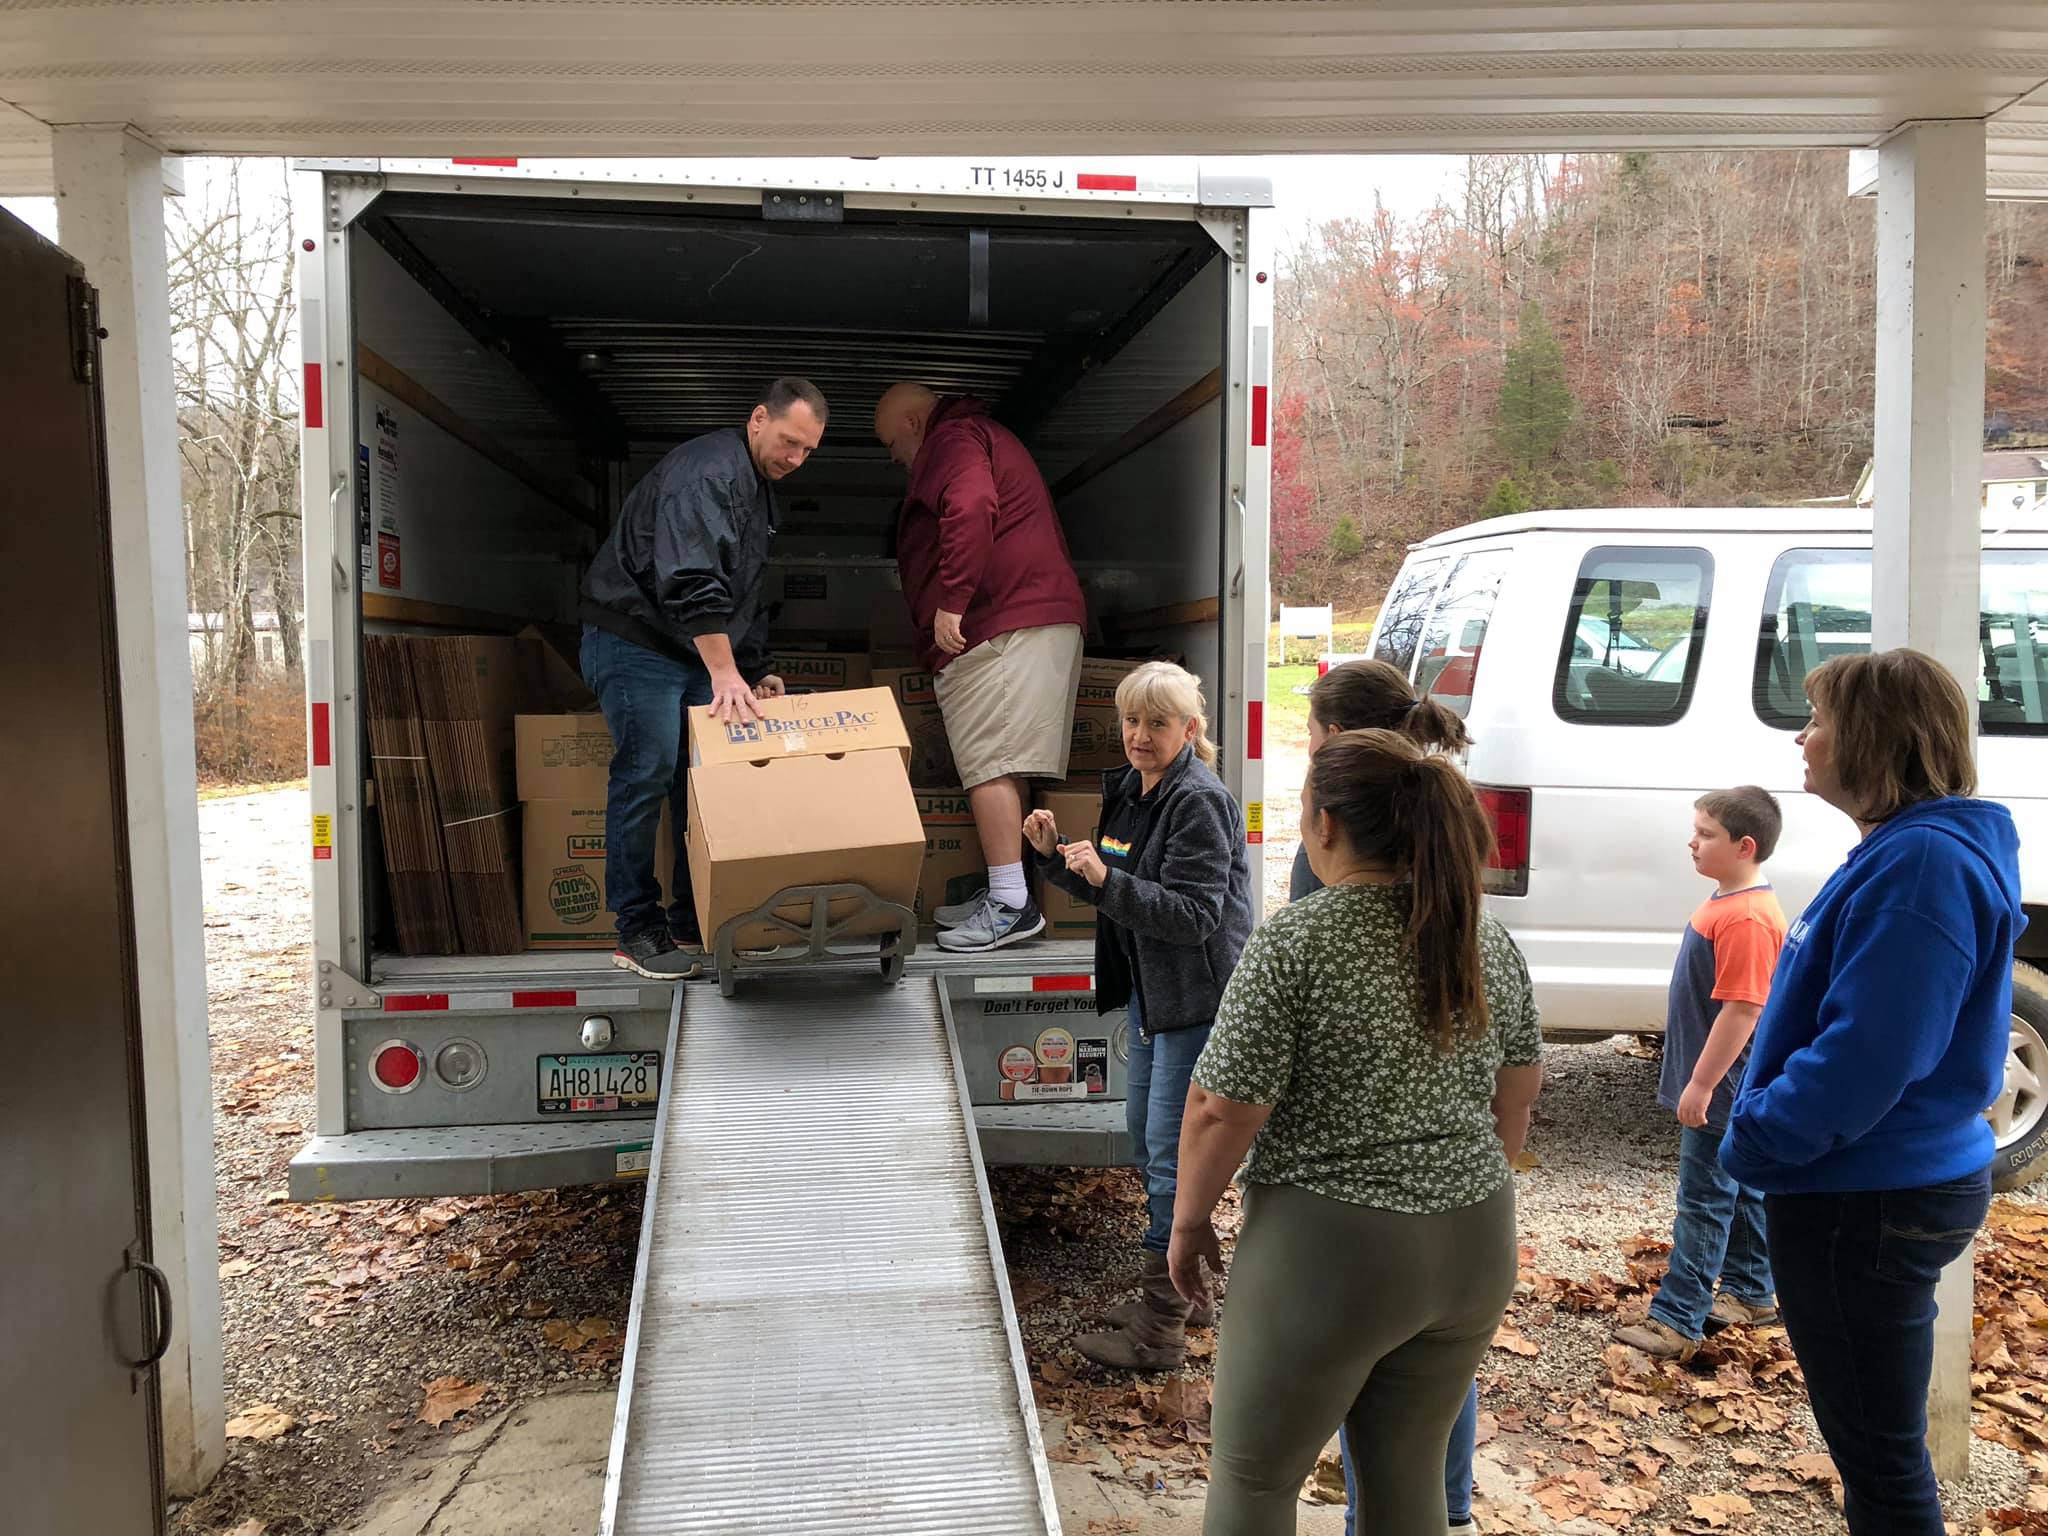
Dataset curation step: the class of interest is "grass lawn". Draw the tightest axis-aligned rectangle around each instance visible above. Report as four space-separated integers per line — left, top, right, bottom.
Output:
1264 664 1317 747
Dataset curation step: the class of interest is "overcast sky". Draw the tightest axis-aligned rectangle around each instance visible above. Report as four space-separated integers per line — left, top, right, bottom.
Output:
3 152 1467 249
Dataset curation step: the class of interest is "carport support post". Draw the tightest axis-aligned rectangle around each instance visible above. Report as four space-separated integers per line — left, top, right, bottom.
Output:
52 126 225 1497
1871 117 1987 1483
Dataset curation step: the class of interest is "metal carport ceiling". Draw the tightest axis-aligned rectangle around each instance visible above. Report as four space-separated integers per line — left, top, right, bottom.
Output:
3 2 2048 196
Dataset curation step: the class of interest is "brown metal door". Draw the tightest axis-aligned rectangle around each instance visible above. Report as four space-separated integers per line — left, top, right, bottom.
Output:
0 208 168 1531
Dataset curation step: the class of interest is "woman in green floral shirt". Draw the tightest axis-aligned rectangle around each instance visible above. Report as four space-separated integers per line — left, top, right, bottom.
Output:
1170 729 1543 1535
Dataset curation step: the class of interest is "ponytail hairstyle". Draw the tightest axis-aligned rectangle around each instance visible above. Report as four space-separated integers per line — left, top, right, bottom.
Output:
1115 660 1219 768
1306 729 1493 1050
1308 659 1469 756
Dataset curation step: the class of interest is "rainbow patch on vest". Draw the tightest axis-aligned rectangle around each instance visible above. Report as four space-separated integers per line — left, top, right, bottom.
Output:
1099 836 1134 859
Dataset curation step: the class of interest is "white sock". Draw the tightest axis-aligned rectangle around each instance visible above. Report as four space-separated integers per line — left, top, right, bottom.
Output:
987 862 1028 909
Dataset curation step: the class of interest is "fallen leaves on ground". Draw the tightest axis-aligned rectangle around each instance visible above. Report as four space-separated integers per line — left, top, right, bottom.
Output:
417 1376 489 1428
1492 1325 1542 1357
1974 1206 2048 1455
224 1404 295 1441
1685 1491 1755 1528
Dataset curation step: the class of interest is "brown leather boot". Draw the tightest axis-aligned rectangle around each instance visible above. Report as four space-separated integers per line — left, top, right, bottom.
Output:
1076 1250 1191 1371
1103 1253 1214 1331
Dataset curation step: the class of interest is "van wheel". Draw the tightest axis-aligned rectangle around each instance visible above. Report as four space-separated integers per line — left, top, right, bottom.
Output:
1991 963 2048 1192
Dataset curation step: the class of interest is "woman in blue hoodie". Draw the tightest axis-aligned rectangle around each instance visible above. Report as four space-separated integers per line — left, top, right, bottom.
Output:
1723 648 2023 1536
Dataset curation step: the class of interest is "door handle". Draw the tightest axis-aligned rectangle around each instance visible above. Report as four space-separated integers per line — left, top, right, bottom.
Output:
122 1253 174 1370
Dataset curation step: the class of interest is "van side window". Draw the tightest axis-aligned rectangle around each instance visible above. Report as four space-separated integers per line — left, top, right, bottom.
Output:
1552 547 1713 726
1371 555 1448 679
1753 548 2048 735
1753 549 1872 729
1982 552 2048 736
1415 550 1512 718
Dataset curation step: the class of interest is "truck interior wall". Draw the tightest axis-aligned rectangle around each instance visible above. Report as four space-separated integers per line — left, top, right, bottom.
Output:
355 378 588 623
1047 263 1225 677
353 236 594 624
351 235 579 484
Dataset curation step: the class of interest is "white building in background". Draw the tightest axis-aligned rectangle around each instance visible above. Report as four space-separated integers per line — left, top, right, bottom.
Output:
1850 449 2048 515
186 609 301 675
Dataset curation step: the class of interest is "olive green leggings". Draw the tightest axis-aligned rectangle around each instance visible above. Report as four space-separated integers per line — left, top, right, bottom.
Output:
1206 1180 1517 1536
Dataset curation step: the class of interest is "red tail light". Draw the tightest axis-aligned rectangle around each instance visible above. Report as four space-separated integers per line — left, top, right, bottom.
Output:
371 1040 423 1092
1474 785 1531 897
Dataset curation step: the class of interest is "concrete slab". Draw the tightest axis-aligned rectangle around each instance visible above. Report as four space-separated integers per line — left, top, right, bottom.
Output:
339 1383 1359 1535
431 1463 609 1536
466 1387 612 1480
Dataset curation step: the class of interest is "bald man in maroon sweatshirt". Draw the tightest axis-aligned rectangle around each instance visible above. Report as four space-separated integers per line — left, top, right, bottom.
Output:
875 383 1086 952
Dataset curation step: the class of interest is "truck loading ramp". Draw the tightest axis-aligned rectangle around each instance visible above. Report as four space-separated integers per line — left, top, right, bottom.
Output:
602 972 1063 1535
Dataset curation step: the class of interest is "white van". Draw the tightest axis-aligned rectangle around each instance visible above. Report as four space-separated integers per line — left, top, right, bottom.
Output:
1364 508 2048 1187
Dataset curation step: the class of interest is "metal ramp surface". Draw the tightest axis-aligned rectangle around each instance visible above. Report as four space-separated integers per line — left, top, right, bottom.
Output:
602 975 1062 1536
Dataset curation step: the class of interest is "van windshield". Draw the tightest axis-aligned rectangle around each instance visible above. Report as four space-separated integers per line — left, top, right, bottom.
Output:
1753 548 2048 736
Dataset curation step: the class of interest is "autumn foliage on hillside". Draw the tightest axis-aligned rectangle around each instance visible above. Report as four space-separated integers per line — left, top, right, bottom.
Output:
1272 151 2048 601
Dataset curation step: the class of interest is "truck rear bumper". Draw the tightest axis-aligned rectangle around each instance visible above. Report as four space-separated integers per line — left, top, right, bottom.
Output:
290 1121 658 1201
291 1102 1132 1201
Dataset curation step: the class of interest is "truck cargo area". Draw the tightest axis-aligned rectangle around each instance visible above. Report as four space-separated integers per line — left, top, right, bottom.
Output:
348 183 1234 970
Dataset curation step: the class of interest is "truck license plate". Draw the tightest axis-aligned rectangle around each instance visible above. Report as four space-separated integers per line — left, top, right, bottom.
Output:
537 1052 660 1114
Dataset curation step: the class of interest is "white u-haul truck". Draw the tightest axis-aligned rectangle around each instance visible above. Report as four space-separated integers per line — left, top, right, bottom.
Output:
286 157 1278 1203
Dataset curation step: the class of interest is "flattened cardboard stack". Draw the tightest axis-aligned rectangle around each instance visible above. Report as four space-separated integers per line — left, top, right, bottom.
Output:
364 636 457 955
409 637 530 954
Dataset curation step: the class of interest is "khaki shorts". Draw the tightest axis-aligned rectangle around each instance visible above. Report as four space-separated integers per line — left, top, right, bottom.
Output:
933 623 1084 788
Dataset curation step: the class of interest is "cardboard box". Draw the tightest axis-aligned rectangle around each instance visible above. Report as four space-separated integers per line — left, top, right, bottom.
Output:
770 651 873 694
685 688 924 949
1069 656 1152 774
516 713 614 802
520 801 675 949
874 664 959 787
914 790 986 925
1034 782 1105 935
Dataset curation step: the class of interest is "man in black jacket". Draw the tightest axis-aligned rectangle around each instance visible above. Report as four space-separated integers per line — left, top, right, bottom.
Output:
580 377 827 978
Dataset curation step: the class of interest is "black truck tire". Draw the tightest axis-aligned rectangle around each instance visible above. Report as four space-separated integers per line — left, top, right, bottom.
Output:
1993 961 2048 1193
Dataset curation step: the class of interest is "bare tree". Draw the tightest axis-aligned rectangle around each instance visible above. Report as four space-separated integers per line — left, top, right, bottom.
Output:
168 158 302 778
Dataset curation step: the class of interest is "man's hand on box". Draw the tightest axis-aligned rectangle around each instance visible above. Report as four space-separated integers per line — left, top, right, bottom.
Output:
755 674 786 699
1060 839 1109 888
708 670 763 724
934 608 967 657
1023 810 1060 858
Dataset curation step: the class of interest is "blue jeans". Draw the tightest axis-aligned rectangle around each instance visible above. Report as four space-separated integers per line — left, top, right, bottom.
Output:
1341 1378 1479 1530
1764 1168 1990 1536
1123 993 1210 1254
1649 1123 1775 1338
580 625 713 941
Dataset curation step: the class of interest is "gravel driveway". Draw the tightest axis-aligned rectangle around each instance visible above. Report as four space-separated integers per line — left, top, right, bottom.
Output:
172 785 2044 1536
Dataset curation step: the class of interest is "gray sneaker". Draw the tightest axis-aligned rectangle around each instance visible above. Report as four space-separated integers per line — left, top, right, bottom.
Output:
936 893 1046 952
933 889 990 929
613 929 703 980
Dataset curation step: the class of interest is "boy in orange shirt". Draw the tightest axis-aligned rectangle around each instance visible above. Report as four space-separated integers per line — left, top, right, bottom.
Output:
1616 787 1787 1361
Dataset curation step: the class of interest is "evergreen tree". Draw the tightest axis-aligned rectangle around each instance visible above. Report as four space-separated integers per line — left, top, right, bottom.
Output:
1497 301 1575 472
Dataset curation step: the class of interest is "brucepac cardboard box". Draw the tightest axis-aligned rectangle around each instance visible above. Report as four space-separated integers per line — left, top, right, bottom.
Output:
685 688 924 949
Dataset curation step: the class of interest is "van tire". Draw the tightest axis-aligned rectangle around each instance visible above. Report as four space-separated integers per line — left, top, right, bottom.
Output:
1993 962 2048 1192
